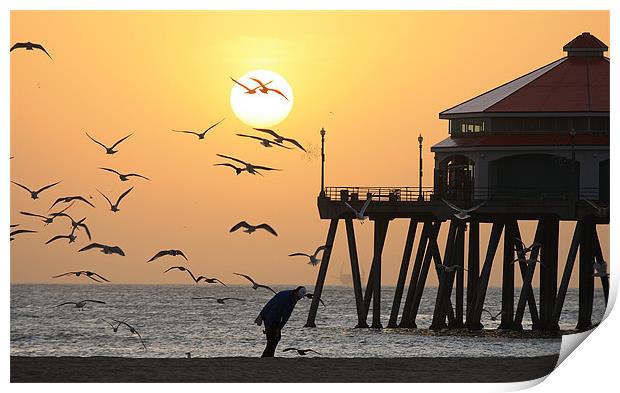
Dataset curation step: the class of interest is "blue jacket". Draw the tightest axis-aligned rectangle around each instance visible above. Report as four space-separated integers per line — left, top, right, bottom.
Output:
259 290 299 329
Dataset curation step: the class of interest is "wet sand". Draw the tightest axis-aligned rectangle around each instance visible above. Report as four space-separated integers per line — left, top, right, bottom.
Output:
11 355 558 382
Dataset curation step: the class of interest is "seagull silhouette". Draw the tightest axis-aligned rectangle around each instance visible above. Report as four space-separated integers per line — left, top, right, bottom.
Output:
289 245 330 266
99 168 150 182
102 318 124 332
253 128 306 151
192 296 245 304
147 249 188 263
442 199 486 220
482 309 505 321
10 229 37 241
10 41 52 59
229 221 278 236
593 260 609 278
584 199 609 218
98 187 134 212
514 237 541 254
52 214 92 240
52 270 110 283
343 195 373 222
49 195 95 210
236 134 292 149
85 132 132 154
79 243 125 256
12 180 61 200
283 348 321 356
20 201 74 225
230 77 272 94
215 154 280 176
305 293 326 307
164 266 201 283
46 232 78 245
511 257 544 267
249 78 289 100
172 118 225 140
113 320 147 350
213 163 245 175
54 300 105 310
233 273 277 294
196 277 227 286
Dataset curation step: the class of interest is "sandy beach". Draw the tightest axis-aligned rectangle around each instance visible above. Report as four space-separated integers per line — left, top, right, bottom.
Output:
11 355 558 383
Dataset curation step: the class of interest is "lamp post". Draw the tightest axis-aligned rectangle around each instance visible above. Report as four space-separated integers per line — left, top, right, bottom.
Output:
418 133 424 201
320 127 326 196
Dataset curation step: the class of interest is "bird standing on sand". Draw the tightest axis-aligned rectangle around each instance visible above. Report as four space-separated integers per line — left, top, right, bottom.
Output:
52 270 110 283
12 180 62 200
482 309 505 321
85 132 132 155
442 199 486 220
98 187 134 212
99 168 150 182
10 229 37 241
234 273 277 294
164 266 201 283
49 195 95 210
283 347 321 356
249 78 289 101
253 128 306 152
230 76 271 94
229 221 278 236
10 41 52 59
147 249 188 263
54 300 105 310
343 195 373 222
79 243 125 256
113 320 147 350
172 118 225 140
192 296 245 304
216 154 281 176
289 245 330 266
236 134 292 149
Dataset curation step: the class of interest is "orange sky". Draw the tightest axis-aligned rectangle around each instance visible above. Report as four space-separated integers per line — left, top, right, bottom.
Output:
10 11 609 287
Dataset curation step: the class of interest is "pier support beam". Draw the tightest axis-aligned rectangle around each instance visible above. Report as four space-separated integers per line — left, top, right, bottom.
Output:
371 219 390 328
398 222 431 328
538 218 559 331
430 220 458 330
499 219 516 329
465 220 480 328
345 219 366 328
388 220 418 328
593 227 610 306
513 221 542 330
577 219 595 330
454 221 466 328
305 219 339 328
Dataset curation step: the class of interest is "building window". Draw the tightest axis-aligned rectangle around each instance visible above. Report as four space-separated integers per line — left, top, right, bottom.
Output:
451 119 486 134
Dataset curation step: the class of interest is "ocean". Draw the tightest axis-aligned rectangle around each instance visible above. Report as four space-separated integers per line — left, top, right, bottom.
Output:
10 284 607 358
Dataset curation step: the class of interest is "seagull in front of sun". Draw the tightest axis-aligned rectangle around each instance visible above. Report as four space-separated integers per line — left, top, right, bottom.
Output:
10 229 37 241
99 167 150 182
289 245 330 266
229 221 278 236
249 78 289 101
593 260 609 278
147 249 188 263
98 187 134 212
283 348 321 356
343 195 373 222
52 270 110 283
482 309 505 321
435 263 467 273
79 243 125 256
216 154 281 176
85 132 133 155
233 273 277 294
172 118 225 140
584 199 609 218
230 76 272 94
236 134 292 149
192 296 245 304
49 195 95 210
253 128 306 152
10 41 52 59
442 199 486 220
54 299 105 311
12 180 62 200
113 320 147 350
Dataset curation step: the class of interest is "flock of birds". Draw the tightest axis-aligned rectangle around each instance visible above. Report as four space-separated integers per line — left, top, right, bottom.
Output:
10 42 326 355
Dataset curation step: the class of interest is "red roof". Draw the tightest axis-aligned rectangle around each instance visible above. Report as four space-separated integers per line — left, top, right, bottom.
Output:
563 32 608 51
432 134 609 150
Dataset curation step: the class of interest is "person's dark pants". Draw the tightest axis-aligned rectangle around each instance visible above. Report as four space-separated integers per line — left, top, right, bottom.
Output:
261 325 281 357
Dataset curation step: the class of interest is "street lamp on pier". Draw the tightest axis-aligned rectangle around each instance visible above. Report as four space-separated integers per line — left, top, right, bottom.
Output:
418 133 424 201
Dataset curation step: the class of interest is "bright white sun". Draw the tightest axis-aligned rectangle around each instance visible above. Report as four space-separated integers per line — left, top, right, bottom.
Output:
230 69 294 128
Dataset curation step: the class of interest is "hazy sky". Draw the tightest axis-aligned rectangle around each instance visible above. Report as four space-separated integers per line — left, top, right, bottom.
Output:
10 11 609 287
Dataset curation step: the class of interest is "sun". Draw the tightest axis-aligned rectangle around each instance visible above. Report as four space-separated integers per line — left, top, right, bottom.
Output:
230 69 294 128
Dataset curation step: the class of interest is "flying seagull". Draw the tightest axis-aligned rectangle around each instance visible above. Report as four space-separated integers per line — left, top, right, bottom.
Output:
99 168 150 182
435 263 467 273
46 232 78 245
305 293 326 307
229 221 278 236
164 266 201 283
52 270 110 283
512 257 544 267
289 245 330 266
249 78 289 100
85 132 132 155
79 243 125 256
236 134 292 149
216 154 281 176
113 320 147 350
230 76 271 94
12 180 61 200
98 187 134 212
233 273 277 294
147 249 188 263
54 300 105 310
172 118 225 140
442 199 486 220
10 229 37 241
343 195 373 222
213 163 245 175
20 206 71 226
482 309 505 321
593 260 609 278
514 238 541 254
192 296 245 304
49 195 95 210
52 213 92 240
10 41 52 59
196 277 227 286
283 348 321 356
253 128 306 151
584 199 609 218
102 318 123 332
